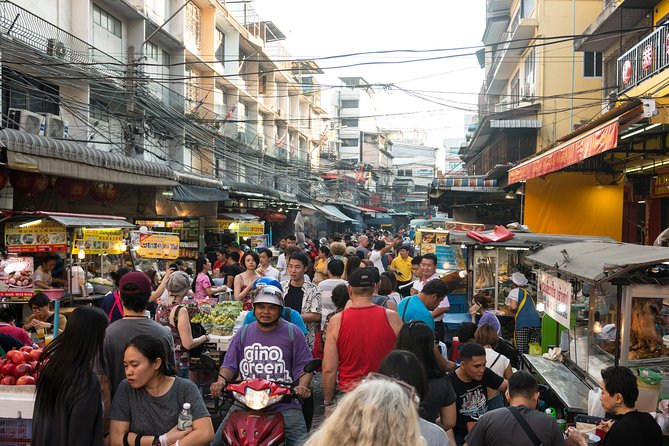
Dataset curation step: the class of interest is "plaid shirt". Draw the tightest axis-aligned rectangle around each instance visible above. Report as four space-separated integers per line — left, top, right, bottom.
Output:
281 279 322 349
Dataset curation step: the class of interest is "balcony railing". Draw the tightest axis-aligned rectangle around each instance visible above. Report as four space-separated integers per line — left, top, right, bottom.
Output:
0 1 124 82
618 24 669 93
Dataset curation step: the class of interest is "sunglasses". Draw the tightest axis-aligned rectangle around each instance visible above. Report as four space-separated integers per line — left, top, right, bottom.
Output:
364 372 420 406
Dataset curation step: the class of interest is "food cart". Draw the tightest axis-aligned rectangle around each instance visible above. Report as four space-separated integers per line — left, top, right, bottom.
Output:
0 212 135 310
522 241 669 415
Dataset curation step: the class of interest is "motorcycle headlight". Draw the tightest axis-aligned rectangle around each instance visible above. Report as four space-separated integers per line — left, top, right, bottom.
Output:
245 388 270 410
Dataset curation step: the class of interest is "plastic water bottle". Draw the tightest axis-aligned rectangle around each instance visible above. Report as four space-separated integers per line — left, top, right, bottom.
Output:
177 403 193 430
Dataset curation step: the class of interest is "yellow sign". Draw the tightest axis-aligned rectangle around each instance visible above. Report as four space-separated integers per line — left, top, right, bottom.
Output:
237 222 264 237
215 219 233 231
72 228 124 255
135 233 180 259
5 221 67 253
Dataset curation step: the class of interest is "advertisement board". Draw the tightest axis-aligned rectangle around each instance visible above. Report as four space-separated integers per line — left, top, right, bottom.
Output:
0 257 34 297
131 232 180 259
72 228 124 255
237 222 264 237
5 221 68 253
538 270 572 328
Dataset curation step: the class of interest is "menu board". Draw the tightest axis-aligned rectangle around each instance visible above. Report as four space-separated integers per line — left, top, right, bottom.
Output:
249 235 269 249
72 228 124 255
0 257 34 297
131 231 180 259
5 221 68 253
237 222 264 237
538 270 572 328
416 230 464 271
136 220 185 229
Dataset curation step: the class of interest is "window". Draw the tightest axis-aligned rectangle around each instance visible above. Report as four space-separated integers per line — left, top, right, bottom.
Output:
2 68 59 126
185 66 200 104
341 138 358 147
162 50 171 67
341 118 358 128
524 49 535 88
522 0 536 18
185 2 201 50
93 5 122 38
397 169 413 177
90 98 110 123
259 72 267 95
584 52 603 78
341 99 359 108
146 42 158 60
216 28 225 63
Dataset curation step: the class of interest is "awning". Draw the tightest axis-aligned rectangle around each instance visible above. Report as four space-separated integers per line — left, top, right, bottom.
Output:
223 180 283 200
365 213 393 225
449 230 614 250
357 204 389 212
218 213 259 221
490 120 542 128
526 241 669 284
0 129 177 186
48 215 135 228
431 177 499 192
171 184 229 202
299 202 317 211
508 118 620 184
314 204 355 223
174 171 226 189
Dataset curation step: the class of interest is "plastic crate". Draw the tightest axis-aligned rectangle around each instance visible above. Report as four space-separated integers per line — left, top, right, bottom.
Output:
0 417 32 445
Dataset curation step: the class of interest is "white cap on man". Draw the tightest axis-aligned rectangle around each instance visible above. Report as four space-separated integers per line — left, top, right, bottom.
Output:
511 272 528 286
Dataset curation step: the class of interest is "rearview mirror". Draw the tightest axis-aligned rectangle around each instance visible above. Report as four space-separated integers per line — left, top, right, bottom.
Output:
303 358 322 374
199 354 217 370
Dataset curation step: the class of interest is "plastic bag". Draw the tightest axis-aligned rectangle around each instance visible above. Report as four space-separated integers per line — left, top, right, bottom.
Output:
529 342 542 356
588 388 606 417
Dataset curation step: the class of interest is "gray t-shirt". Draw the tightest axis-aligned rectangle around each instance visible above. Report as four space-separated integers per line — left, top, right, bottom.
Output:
465 405 566 446
419 418 450 446
104 318 176 396
110 377 210 436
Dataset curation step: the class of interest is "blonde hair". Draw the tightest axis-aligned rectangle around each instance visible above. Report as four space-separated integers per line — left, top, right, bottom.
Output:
305 380 426 446
329 241 346 257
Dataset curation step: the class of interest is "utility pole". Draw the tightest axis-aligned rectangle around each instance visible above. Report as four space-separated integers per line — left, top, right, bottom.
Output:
125 45 135 156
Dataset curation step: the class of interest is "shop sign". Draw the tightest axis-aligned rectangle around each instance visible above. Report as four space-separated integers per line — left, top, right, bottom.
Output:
652 175 669 198
131 232 180 259
215 219 234 231
249 235 269 249
5 221 67 253
508 120 619 184
72 229 124 255
538 270 572 328
136 220 185 229
0 257 34 297
237 222 264 237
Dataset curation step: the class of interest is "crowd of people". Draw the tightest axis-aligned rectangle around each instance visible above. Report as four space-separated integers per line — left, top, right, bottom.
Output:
0 230 663 445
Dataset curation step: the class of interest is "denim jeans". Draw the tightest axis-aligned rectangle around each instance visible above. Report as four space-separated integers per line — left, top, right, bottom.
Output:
211 406 307 446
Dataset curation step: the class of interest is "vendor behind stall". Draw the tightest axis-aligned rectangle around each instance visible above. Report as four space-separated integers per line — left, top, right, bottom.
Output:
34 254 67 289
505 272 541 356
24 293 67 335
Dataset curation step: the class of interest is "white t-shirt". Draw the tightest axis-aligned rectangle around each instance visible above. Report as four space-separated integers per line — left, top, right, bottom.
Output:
369 250 385 273
276 253 289 282
318 278 347 329
485 346 510 379
413 273 450 321
261 266 280 280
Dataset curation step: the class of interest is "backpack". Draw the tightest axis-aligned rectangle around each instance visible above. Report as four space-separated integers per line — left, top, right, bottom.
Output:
175 305 207 358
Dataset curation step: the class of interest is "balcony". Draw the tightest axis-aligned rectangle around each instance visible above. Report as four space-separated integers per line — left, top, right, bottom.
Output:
0 1 124 83
617 25 669 93
486 9 538 95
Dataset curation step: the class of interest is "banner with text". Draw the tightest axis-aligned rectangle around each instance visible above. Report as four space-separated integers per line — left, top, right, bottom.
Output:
538 270 572 328
131 232 180 259
72 228 124 255
5 221 68 253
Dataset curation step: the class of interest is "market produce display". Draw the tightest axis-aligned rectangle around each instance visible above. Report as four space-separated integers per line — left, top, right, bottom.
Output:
191 301 242 336
1 346 41 386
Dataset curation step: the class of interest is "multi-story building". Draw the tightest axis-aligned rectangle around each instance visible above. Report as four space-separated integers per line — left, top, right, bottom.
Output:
0 0 328 219
430 0 603 224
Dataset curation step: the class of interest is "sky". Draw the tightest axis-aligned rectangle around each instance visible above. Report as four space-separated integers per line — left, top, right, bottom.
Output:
252 0 486 167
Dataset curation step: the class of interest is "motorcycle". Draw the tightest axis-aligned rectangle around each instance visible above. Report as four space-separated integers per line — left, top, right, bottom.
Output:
200 354 321 446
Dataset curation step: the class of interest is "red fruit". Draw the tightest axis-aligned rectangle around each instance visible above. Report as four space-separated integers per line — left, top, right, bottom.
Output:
31 372 38 380
15 363 32 377
10 352 24 365
1 363 15 377
5 350 16 362
16 375 35 386
21 352 30 363
29 361 38 371
1 376 16 385
29 350 42 361
19 346 32 353
0 359 5 367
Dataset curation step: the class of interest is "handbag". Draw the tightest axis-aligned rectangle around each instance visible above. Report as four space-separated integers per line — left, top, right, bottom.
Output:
507 406 543 446
175 305 207 358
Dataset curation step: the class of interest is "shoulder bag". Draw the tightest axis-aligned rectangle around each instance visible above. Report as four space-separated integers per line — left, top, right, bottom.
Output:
507 406 543 446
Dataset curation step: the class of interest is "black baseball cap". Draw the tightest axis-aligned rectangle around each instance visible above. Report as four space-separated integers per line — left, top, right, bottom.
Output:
348 267 380 287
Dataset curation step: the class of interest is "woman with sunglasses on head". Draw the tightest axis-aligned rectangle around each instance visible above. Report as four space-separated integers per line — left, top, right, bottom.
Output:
110 334 214 446
305 376 426 446
32 306 108 446
397 320 457 440
379 350 451 446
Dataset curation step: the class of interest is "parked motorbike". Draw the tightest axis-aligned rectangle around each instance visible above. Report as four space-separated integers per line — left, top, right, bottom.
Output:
200 354 321 446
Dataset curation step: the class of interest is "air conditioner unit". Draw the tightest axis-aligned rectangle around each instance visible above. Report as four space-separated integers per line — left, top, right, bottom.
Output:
46 38 67 58
44 114 69 138
7 108 45 135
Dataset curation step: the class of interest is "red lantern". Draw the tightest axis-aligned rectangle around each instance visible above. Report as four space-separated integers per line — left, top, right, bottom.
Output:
642 45 653 72
8 171 49 196
622 60 633 85
55 178 89 201
90 182 119 204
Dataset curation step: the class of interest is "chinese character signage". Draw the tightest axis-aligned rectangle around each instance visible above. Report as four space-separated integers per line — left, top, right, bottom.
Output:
131 232 180 259
5 221 68 253
652 175 669 198
72 228 124 255
237 222 264 237
0 257 34 297
538 270 572 328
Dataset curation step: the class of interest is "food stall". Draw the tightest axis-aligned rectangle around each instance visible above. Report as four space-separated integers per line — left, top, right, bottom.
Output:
205 214 265 252
129 229 181 276
0 212 135 309
523 241 669 415
135 219 200 265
